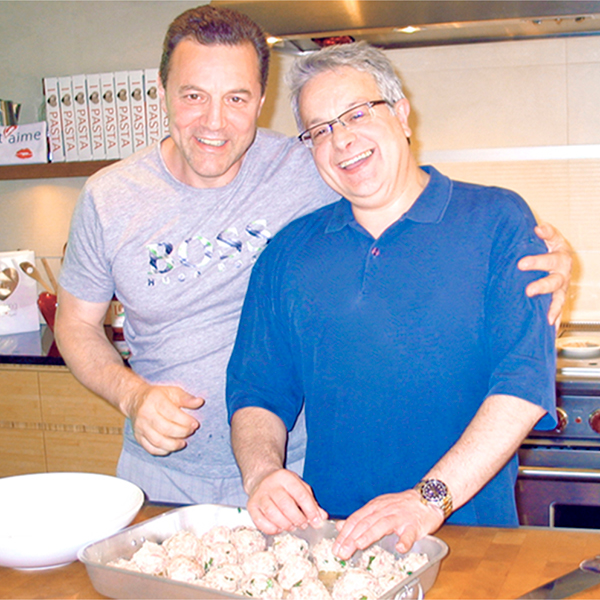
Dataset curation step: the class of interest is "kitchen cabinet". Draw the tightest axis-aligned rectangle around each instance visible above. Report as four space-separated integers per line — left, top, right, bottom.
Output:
0 160 117 181
0 365 123 477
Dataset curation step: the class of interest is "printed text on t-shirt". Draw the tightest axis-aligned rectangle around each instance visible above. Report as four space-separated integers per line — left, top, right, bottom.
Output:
146 220 272 287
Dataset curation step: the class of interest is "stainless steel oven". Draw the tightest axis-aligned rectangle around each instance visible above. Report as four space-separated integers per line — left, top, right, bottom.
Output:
516 322 600 528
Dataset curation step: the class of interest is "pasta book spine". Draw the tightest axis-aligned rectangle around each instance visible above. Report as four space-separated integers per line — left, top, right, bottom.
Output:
72 74 93 161
86 73 106 159
57 76 78 161
42 77 65 162
114 70 133 159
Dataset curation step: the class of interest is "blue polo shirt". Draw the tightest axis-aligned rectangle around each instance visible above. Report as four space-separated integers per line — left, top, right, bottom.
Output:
227 166 556 526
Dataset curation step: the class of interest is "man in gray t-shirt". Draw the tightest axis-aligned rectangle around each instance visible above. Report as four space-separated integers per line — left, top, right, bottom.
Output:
55 6 572 506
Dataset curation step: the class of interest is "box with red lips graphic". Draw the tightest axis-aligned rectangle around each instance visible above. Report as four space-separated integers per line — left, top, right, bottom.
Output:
0 122 48 165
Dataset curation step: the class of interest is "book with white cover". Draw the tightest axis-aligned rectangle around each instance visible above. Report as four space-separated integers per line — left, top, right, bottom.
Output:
114 70 133 158
86 73 106 159
143 68 162 146
71 74 93 161
42 77 65 162
129 70 147 153
161 98 169 140
100 72 119 160
57 76 78 161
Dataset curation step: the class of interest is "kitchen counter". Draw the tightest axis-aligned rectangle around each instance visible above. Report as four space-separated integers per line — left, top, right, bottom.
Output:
2 503 600 599
0 326 64 366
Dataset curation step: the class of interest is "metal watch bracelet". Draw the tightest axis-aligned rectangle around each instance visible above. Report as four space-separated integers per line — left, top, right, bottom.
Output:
415 478 453 520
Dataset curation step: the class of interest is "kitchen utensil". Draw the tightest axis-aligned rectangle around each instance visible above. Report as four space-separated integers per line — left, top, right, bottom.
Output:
19 261 53 294
40 258 58 293
0 472 144 570
519 556 600 599
80 503 449 600
0 99 21 126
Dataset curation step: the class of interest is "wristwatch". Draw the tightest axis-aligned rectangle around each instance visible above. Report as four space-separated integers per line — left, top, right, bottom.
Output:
415 478 453 520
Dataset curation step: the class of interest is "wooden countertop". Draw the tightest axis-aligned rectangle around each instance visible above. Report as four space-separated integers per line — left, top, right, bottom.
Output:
2 503 600 599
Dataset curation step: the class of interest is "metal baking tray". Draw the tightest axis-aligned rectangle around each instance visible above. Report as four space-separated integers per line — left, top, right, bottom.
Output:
79 504 448 599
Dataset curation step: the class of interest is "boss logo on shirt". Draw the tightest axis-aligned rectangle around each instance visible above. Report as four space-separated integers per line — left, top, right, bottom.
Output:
146 220 272 286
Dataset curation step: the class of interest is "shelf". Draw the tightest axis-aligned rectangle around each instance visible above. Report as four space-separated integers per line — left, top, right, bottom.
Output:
0 160 118 181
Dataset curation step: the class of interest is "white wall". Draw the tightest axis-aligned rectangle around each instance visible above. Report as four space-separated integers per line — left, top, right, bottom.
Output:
238 38 600 323
1 1 599 320
0 0 207 278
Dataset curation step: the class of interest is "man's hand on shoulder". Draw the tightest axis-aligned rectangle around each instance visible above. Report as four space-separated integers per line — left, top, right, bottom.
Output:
125 384 204 456
519 221 573 326
246 468 328 535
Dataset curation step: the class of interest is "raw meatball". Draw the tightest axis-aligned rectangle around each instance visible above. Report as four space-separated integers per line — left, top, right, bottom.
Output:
201 525 231 546
357 545 397 577
231 526 267 556
311 538 349 573
378 570 409 594
130 540 167 575
199 541 239 571
165 555 204 583
107 557 142 572
288 577 332 600
272 532 310 563
277 556 318 590
332 568 382 600
162 530 204 559
201 563 244 593
241 550 279 576
398 552 428 575
239 573 284 599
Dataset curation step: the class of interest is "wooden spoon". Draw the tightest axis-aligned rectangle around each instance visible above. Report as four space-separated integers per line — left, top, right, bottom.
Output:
41 258 58 293
19 261 54 294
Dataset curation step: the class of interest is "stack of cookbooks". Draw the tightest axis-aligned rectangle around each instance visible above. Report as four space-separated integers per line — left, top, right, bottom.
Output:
42 69 168 163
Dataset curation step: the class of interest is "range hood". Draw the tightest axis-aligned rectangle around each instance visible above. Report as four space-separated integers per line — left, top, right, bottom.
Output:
211 1 600 53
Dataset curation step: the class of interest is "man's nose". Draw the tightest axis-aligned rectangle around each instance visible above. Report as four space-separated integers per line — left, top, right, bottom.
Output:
330 120 355 148
204 101 225 129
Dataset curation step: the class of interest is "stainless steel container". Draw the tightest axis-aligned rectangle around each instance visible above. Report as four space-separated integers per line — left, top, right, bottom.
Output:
79 504 448 599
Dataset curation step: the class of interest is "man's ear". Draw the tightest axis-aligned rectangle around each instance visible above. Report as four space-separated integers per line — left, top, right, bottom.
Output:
257 94 266 117
158 77 167 115
394 98 412 139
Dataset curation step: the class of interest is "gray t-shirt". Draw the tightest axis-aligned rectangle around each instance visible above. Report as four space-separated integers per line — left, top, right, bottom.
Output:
60 128 338 480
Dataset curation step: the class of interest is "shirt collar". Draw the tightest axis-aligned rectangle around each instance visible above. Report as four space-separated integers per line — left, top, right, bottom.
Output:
325 165 452 234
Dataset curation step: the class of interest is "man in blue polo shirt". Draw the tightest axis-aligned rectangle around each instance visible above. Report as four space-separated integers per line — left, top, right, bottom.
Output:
226 42 557 557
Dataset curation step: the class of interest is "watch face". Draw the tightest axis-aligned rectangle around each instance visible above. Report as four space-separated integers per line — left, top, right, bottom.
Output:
422 479 448 502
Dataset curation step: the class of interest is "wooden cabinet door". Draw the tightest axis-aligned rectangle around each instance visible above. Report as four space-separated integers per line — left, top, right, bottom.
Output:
39 371 124 475
0 370 46 476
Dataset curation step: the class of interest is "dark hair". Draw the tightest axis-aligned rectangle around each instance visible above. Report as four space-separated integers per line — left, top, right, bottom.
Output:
160 5 270 94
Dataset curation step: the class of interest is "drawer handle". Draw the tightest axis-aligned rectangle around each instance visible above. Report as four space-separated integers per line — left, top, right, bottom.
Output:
518 466 600 481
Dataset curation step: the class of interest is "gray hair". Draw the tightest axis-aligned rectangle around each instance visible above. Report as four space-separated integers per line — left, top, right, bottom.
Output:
286 41 405 131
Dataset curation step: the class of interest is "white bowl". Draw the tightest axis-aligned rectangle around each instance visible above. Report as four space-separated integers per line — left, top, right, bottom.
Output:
0 472 144 570
557 336 600 359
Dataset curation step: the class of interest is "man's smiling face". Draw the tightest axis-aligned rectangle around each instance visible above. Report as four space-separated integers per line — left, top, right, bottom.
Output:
299 66 415 220
160 38 265 188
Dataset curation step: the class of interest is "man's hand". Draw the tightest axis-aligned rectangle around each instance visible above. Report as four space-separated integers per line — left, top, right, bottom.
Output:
55 286 203 457
520 222 573 326
125 384 204 456
246 468 328 535
332 490 443 560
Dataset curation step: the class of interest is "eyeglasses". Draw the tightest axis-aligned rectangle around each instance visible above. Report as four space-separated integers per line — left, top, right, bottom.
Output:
298 100 391 149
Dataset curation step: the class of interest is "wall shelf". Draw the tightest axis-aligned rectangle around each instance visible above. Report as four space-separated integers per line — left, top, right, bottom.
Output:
0 160 118 181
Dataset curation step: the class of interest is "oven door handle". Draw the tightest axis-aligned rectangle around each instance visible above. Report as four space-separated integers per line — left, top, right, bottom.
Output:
519 466 600 481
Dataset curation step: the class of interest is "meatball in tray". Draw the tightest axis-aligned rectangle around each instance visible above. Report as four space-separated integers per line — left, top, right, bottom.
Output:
79 504 448 600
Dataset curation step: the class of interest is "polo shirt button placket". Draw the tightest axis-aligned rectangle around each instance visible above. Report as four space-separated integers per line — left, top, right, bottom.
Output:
371 247 381 257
